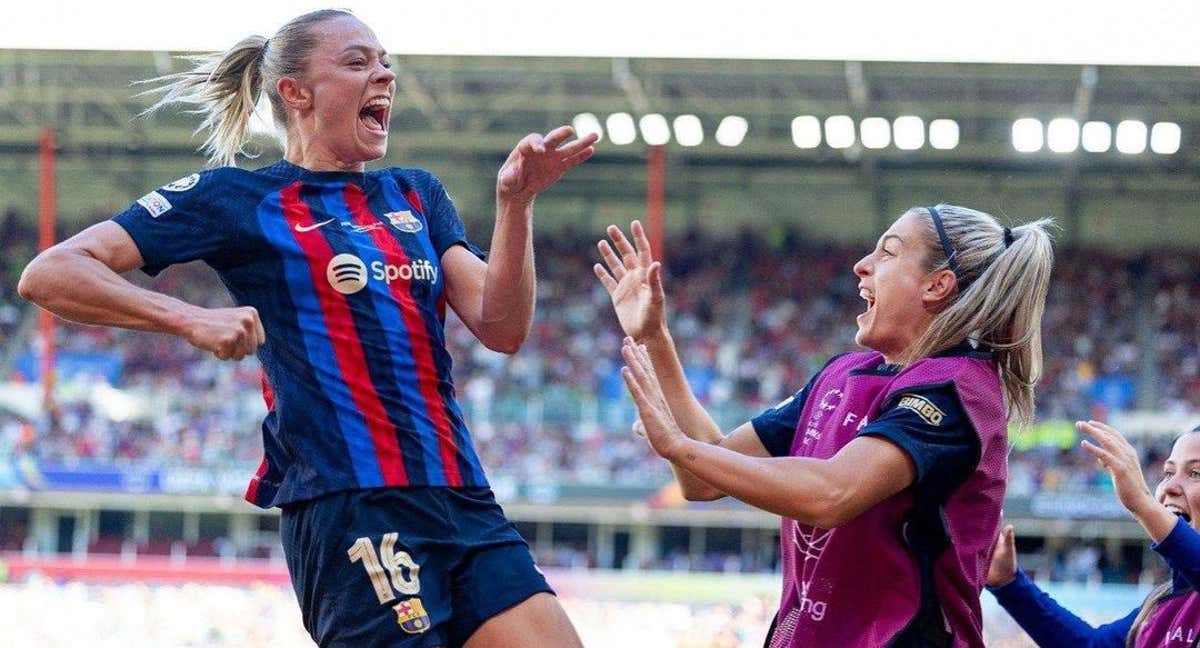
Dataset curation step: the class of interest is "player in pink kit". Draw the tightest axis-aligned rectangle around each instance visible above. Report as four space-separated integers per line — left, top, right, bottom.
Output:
988 422 1200 647
596 206 1054 647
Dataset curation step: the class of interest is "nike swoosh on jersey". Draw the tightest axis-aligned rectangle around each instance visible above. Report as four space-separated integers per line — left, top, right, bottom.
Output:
294 218 337 233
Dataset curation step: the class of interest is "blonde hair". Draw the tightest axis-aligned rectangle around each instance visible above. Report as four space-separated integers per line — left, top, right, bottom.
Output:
137 9 354 167
899 204 1055 428
1127 582 1172 647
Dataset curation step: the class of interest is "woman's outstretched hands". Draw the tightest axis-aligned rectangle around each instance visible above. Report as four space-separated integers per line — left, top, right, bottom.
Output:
497 125 598 206
620 337 687 460
594 221 665 341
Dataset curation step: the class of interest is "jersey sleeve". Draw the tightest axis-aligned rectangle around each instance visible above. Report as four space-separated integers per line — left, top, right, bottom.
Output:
750 387 809 457
856 383 980 494
408 170 485 261
110 170 235 276
750 355 844 457
988 570 1134 647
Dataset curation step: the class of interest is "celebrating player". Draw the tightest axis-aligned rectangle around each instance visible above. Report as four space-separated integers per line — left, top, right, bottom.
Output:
18 9 595 648
987 422 1200 647
596 207 1054 646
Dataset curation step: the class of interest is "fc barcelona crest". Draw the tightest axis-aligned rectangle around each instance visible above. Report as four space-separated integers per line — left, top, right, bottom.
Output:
385 210 423 233
393 597 431 634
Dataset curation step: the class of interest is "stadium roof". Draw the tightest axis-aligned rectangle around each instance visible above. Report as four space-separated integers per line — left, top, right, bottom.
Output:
0 50 1197 246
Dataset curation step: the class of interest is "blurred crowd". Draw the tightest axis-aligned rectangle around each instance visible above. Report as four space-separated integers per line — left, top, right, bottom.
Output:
1 219 1198 493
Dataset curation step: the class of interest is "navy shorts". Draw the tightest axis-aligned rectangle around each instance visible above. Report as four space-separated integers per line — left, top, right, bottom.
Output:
280 487 553 648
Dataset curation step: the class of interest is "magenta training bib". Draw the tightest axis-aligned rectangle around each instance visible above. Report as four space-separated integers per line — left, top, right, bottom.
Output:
770 351 1008 648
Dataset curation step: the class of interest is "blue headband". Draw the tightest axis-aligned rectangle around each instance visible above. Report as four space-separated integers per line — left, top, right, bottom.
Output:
926 205 960 275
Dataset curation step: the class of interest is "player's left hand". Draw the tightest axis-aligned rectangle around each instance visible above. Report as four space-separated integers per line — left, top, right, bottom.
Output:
1078 420 1157 516
496 126 598 206
621 337 687 460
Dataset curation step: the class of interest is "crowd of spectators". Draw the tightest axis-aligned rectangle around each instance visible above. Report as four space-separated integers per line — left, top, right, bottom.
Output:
1 222 1198 494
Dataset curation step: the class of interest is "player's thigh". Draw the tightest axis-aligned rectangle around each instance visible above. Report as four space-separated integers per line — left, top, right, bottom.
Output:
462 592 582 648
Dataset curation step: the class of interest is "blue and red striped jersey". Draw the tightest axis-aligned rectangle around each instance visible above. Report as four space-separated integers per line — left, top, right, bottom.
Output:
113 160 489 508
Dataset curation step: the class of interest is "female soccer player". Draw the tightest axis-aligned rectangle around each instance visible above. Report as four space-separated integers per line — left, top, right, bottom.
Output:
595 207 1054 647
18 9 595 648
987 422 1200 647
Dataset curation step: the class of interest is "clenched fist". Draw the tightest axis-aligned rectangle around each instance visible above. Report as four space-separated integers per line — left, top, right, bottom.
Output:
182 306 265 361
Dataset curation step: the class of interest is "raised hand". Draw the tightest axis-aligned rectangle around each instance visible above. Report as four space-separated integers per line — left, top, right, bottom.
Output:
621 337 686 460
986 524 1018 588
594 221 666 341
496 125 598 206
1078 420 1177 541
1078 420 1156 515
182 305 265 361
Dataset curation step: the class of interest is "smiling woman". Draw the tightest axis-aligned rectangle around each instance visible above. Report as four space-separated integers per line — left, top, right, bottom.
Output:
594 205 1054 647
988 423 1200 648
17 8 596 648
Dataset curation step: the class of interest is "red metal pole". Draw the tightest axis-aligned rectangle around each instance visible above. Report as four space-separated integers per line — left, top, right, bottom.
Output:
38 128 57 407
645 145 665 262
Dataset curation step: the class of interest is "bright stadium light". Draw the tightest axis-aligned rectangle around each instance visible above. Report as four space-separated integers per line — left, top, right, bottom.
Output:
639 113 671 145
1012 118 1044 153
1150 122 1181 154
1046 118 1080 153
672 114 704 147
791 115 821 149
929 119 959 150
1081 121 1112 152
572 112 604 142
860 117 891 149
824 115 855 149
1116 120 1147 154
892 116 924 151
606 112 637 145
715 115 749 147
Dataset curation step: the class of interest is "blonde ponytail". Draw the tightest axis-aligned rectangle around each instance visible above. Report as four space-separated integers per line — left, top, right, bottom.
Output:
135 9 354 168
899 205 1056 428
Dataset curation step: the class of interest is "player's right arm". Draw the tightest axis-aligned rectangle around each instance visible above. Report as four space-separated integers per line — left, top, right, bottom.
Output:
595 221 770 501
18 182 264 362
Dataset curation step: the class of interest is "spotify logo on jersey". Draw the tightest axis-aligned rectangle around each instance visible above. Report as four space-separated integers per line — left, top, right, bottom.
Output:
327 254 368 294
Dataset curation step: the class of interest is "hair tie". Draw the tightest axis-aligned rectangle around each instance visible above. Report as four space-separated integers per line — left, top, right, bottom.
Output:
1003 227 1014 248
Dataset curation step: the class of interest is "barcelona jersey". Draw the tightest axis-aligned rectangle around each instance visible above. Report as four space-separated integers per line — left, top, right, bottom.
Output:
113 160 488 508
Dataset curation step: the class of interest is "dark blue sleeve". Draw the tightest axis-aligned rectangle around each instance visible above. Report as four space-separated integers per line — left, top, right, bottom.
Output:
1152 516 1200 591
751 384 809 457
856 383 978 493
409 170 485 261
110 170 235 276
988 570 1134 647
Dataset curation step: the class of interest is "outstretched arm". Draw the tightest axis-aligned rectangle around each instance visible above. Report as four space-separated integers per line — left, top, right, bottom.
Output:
595 222 761 500
987 525 1134 648
620 338 915 528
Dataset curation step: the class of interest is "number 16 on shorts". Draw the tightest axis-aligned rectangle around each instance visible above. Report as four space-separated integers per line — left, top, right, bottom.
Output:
348 532 431 634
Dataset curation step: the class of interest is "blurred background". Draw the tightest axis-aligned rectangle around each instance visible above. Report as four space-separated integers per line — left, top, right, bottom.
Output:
1 3 1198 646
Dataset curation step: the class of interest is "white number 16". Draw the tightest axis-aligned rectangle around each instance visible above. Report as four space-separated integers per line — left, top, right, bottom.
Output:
347 532 422 605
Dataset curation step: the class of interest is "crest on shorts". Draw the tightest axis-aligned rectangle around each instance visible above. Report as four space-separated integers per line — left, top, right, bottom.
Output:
385 210 423 233
393 597 431 634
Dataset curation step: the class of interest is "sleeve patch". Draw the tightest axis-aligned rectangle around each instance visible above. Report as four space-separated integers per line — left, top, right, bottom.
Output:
161 173 200 192
896 393 946 426
136 191 173 218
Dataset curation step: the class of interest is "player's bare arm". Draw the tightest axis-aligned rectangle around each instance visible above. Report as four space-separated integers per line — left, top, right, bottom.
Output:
18 220 264 361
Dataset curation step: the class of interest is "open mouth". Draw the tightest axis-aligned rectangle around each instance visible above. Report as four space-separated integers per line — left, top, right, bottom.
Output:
858 288 876 319
359 98 390 135
1167 504 1192 522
